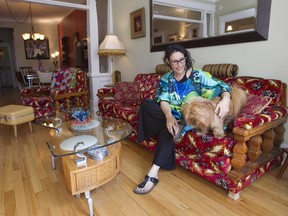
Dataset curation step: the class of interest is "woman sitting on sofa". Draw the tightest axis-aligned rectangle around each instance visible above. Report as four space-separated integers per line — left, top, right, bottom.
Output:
134 43 232 194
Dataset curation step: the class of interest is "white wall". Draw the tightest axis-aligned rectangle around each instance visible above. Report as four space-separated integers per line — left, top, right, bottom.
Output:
113 0 288 143
0 21 59 70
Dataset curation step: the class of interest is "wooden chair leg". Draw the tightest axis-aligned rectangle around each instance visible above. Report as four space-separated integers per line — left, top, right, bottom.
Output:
28 121 33 133
13 125 18 139
278 149 288 179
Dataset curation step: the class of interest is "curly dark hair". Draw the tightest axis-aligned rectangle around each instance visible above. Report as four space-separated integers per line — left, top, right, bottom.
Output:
163 43 194 70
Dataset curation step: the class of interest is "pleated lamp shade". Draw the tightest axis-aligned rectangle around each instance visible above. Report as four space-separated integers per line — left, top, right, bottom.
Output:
98 35 125 56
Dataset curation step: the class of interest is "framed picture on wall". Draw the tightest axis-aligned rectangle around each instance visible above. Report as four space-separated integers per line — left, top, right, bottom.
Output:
130 7 146 39
24 39 50 59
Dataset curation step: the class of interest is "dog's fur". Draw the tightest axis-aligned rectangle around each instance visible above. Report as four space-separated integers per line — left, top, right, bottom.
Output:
181 86 247 138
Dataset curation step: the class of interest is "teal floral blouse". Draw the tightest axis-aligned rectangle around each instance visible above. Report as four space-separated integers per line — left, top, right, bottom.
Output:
155 69 231 120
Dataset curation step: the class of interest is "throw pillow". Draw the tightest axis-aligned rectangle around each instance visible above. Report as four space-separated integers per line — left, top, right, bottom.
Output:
114 81 140 101
239 94 272 115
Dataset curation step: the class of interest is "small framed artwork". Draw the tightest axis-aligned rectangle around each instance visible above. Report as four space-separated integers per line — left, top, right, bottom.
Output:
153 31 164 44
24 39 50 59
130 7 146 39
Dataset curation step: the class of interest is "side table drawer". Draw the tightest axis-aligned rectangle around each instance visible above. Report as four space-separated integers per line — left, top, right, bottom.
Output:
75 158 118 191
62 143 121 195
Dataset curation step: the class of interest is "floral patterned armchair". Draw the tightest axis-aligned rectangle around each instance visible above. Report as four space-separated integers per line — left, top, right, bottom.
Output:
21 68 89 118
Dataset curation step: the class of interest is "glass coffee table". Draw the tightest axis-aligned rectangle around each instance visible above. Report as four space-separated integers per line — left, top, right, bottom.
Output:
36 112 132 216
36 112 132 169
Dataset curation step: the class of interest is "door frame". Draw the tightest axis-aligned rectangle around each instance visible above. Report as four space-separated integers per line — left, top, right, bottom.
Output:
0 42 17 88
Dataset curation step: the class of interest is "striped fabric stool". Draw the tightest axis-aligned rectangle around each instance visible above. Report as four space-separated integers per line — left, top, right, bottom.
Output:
0 104 35 139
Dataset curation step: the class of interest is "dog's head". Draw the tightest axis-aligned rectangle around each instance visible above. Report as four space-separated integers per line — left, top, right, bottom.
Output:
181 98 215 133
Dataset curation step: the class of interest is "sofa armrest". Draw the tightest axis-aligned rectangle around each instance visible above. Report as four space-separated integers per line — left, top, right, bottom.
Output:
21 86 51 97
97 87 116 99
228 112 287 181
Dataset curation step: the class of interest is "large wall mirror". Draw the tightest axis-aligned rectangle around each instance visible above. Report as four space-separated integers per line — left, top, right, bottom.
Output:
150 0 271 52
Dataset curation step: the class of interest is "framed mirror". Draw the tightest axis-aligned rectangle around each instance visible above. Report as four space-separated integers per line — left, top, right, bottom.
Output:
150 0 271 52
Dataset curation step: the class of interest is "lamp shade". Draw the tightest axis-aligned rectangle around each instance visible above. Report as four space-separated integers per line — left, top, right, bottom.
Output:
227 24 233 31
98 35 125 56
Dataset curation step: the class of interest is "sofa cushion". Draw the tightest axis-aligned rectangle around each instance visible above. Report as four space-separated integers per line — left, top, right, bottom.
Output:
223 77 283 105
240 94 272 115
114 81 140 101
176 151 232 175
176 130 235 157
112 101 141 122
235 105 288 129
134 73 161 100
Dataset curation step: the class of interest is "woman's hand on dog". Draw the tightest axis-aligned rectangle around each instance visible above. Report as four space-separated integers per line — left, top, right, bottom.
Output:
161 101 180 136
165 114 179 136
215 92 231 120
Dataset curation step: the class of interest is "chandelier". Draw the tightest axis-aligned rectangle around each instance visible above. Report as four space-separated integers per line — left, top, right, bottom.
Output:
22 4 45 40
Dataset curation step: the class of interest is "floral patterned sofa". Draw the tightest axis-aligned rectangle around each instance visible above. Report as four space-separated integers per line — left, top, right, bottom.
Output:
97 64 288 199
21 68 89 118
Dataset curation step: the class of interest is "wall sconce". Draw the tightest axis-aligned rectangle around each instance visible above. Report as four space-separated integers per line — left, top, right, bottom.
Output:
51 51 59 70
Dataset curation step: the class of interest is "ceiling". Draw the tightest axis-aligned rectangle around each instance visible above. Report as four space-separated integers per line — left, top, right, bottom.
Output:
0 0 86 24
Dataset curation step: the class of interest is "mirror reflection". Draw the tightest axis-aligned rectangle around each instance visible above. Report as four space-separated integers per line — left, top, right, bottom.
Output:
152 0 257 46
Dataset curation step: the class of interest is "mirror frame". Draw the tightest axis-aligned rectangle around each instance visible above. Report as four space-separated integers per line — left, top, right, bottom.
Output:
150 0 271 52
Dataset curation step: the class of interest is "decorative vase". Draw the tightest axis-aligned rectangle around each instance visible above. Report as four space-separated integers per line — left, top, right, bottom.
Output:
71 108 91 125
38 59 44 71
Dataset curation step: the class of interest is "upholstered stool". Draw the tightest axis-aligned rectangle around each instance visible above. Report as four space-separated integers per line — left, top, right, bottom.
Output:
0 104 35 139
278 148 288 179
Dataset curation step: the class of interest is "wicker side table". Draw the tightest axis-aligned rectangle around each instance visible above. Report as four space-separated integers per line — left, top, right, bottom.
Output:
62 142 121 216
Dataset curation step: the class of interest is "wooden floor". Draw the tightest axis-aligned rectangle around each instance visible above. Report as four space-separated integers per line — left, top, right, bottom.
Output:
0 87 288 216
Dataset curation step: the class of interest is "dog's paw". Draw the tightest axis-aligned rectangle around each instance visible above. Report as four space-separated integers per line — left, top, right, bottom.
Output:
212 126 226 138
213 131 225 139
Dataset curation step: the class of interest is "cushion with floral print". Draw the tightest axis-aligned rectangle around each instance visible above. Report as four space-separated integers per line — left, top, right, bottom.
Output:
114 81 140 101
239 94 272 115
222 77 283 106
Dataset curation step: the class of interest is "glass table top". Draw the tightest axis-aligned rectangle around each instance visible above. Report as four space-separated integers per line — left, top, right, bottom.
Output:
35 112 132 158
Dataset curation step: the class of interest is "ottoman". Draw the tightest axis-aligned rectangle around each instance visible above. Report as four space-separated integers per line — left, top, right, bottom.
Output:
0 104 35 139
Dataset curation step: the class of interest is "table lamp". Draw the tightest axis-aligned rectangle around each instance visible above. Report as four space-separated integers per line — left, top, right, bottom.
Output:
98 34 125 84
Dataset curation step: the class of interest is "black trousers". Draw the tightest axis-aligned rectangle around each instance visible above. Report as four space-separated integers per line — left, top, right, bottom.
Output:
137 100 176 170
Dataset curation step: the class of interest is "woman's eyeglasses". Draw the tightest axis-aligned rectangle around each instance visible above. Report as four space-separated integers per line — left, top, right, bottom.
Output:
170 57 186 66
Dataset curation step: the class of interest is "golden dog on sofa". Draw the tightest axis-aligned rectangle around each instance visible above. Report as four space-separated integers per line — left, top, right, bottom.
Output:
181 86 247 138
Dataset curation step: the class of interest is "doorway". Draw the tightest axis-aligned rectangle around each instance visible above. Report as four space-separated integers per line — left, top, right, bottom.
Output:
0 43 17 88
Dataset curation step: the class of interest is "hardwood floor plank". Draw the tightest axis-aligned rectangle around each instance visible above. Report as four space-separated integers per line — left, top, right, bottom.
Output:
23 177 39 216
92 187 126 216
102 174 150 216
4 145 14 192
13 170 29 216
28 132 48 180
52 182 76 215
11 127 28 175
4 191 16 216
23 144 43 193
241 185 287 215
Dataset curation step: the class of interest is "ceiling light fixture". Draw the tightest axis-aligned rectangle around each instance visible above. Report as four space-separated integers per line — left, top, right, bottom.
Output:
22 4 45 40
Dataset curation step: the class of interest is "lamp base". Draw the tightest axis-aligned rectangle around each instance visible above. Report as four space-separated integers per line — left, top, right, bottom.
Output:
112 70 121 85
